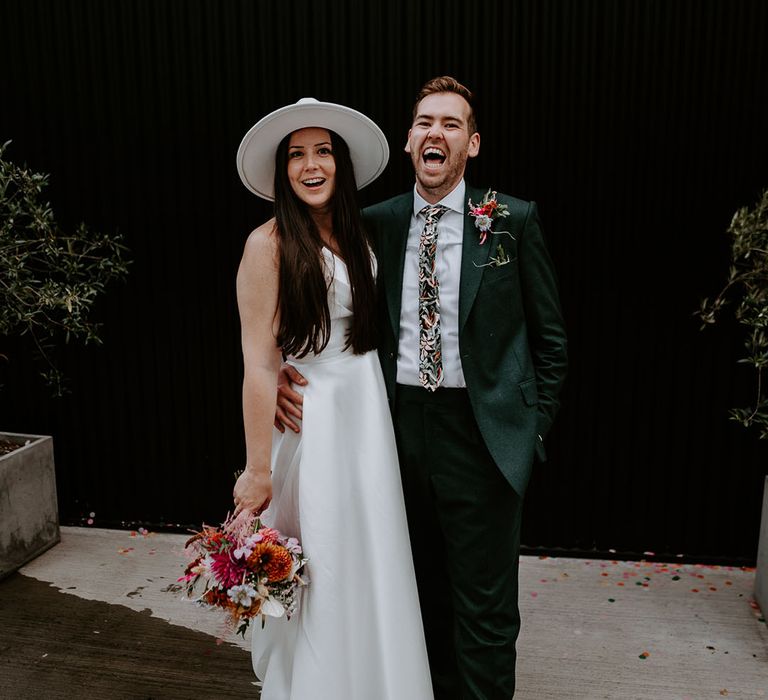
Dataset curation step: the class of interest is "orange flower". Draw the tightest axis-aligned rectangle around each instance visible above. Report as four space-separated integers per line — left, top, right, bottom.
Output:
248 543 294 582
203 587 231 610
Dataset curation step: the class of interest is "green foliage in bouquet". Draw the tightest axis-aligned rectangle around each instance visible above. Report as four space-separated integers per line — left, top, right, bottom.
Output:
0 141 130 394
698 187 768 439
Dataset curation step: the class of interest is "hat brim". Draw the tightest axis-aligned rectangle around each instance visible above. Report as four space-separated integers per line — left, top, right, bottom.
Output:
236 100 389 201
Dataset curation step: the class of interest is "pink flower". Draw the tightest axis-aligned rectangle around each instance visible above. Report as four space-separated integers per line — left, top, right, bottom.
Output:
284 537 302 555
468 189 510 245
258 527 281 544
210 552 246 588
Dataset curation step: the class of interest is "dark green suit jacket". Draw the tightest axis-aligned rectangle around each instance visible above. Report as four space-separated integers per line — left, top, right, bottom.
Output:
363 185 568 496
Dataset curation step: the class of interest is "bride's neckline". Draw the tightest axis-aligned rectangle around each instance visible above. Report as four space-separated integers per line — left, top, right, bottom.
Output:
322 245 347 266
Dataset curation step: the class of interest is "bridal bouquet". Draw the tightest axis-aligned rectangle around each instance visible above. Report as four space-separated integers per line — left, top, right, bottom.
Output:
178 512 308 636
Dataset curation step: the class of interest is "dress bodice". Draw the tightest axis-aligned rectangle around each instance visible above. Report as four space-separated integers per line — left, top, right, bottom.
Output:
287 247 353 365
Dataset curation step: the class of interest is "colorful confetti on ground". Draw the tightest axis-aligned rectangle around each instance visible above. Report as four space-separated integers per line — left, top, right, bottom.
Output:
519 555 766 696
524 558 764 627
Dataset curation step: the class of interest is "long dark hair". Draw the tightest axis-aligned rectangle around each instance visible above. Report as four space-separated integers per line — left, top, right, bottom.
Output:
273 129 378 358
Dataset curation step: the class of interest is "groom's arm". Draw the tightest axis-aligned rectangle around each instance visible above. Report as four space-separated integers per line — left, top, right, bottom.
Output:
275 364 307 433
517 201 568 441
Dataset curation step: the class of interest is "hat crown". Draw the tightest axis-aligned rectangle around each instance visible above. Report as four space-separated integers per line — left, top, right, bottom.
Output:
296 97 319 105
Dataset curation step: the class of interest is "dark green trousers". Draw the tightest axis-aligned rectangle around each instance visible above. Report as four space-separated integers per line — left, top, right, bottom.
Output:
394 385 523 700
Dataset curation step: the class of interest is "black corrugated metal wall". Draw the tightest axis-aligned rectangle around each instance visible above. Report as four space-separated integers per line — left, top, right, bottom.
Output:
1 0 766 561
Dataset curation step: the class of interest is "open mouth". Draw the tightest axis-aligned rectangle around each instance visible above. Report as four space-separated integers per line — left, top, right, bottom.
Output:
422 147 446 169
302 177 326 189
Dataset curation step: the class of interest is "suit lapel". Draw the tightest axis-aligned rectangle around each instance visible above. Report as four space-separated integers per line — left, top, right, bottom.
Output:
381 193 414 339
459 184 494 330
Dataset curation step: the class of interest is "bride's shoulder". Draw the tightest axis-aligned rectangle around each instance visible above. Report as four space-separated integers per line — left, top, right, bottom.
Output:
244 218 278 253
240 219 279 277
242 218 278 259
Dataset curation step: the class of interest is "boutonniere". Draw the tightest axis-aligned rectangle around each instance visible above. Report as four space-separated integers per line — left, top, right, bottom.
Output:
475 243 511 269
468 189 510 245
488 243 511 268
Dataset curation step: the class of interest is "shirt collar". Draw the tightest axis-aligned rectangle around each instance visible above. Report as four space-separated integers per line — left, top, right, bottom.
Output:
412 180 466 217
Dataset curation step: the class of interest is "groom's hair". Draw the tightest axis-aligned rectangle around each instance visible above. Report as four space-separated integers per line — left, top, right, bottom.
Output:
412 76 477 135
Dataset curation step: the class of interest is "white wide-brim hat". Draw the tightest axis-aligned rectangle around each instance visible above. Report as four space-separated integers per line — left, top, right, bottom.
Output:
236 98 389 201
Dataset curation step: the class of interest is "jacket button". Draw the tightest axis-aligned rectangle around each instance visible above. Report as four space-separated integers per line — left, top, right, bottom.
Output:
388 352 394 360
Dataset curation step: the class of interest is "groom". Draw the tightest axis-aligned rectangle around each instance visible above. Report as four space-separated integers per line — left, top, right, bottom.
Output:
280 77 567 698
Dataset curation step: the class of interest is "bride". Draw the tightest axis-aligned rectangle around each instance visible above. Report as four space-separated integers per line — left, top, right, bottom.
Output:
232 98 433 700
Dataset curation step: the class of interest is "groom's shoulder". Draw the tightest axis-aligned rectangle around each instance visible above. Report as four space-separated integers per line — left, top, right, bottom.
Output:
363 192 411 222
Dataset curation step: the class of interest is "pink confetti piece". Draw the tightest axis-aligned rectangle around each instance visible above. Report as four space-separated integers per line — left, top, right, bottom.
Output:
530 592 539 598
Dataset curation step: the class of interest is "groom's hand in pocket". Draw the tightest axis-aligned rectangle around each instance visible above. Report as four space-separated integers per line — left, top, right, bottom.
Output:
275 363 307 433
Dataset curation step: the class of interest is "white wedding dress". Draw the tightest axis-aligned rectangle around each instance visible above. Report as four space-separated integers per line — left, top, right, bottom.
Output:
252 248 433 700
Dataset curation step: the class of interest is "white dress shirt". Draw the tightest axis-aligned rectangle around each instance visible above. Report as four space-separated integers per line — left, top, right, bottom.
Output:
396 180 467 387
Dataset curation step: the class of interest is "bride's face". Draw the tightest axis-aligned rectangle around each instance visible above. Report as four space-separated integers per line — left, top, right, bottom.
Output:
286 127 336 212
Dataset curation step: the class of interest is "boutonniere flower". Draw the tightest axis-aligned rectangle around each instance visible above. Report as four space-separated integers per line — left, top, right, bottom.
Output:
474 243 511 270
468 189 510 244
488 243 511 268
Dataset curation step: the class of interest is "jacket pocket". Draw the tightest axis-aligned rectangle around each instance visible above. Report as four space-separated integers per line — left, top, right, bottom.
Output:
519 378 538 406
484 261 518 285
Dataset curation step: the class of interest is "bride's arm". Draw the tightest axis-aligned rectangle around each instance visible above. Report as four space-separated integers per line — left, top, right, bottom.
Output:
233 222 281 516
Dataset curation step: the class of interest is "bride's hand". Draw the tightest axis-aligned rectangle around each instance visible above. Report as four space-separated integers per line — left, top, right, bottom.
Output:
233 468 272 516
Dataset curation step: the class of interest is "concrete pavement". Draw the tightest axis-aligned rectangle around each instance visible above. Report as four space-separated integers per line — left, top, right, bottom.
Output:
0 527 765 699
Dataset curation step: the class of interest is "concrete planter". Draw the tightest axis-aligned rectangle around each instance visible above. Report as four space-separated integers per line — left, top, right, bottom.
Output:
0 432 60 580
757 476 768 621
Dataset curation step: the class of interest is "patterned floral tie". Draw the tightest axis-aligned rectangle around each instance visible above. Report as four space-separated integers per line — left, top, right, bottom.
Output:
418 204 449 391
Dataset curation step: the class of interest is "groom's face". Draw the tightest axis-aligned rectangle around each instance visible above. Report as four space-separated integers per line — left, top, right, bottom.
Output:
405 92 480 204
